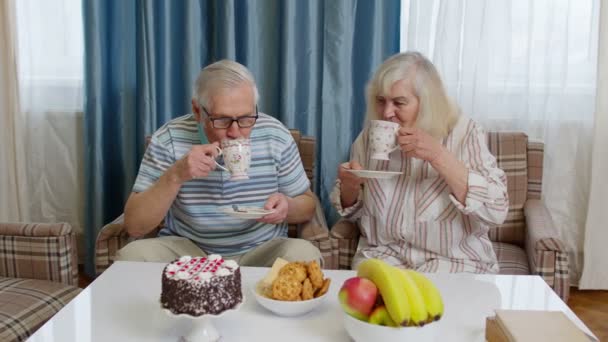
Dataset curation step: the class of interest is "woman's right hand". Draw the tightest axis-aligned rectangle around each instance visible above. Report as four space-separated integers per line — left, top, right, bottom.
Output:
338 160 365 209
338 160 365 192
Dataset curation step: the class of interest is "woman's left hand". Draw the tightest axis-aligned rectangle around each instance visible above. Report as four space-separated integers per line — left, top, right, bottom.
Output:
397 127 444 163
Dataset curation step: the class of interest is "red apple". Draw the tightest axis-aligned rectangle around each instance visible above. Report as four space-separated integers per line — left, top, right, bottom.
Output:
338 277 379 320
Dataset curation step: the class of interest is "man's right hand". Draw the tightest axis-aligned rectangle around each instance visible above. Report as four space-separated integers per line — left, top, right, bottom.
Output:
338 160 365 192
171 143 221 183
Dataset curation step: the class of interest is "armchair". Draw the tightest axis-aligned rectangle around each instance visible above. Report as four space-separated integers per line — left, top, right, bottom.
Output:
330 132 570 301
0 222 81 342
95 129 338 275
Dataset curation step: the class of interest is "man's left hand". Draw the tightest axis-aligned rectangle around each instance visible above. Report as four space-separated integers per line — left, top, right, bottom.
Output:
258 193 289 224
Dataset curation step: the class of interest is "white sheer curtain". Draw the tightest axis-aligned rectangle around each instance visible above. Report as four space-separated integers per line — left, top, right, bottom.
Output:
580 1 608 289
1 0 84 254
401 0 599 284
0 0 28 222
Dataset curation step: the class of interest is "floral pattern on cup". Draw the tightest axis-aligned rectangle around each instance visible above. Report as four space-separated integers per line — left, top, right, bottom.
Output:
369 120 400 160
220 138 251 181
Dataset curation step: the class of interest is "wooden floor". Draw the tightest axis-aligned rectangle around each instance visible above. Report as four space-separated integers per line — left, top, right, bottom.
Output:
568 288 608 341
78 270 607 339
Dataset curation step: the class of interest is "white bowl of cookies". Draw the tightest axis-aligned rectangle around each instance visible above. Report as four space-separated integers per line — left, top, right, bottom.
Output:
252 258 331 317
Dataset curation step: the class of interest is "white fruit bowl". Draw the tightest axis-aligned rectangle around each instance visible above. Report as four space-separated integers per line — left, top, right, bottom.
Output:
342 311 438 342
251 281 328 317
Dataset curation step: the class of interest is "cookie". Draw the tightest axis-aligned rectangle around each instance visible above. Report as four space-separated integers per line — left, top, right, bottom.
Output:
306 260 324 289
279 262 308 283
302 278 314 300
272 275 302 301
314 278 331 298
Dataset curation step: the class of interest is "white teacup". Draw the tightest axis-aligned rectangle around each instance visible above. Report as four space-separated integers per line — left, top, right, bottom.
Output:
369 120 400 160
216 138 251 181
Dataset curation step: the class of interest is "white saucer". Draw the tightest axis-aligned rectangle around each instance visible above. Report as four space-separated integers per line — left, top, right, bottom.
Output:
346 169 402 179
221 207 275 219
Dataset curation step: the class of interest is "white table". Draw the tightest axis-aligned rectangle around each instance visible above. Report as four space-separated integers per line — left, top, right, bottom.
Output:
28 261 596 341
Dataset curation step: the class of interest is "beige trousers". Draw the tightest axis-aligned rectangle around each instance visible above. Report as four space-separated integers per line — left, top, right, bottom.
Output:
115 236 322 267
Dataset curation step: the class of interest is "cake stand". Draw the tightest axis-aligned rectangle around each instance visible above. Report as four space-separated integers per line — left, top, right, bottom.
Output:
163 297 243 342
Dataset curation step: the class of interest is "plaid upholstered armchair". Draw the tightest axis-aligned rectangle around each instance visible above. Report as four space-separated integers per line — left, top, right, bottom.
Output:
95 129 337 275
0 222 81 342
330 132 570 301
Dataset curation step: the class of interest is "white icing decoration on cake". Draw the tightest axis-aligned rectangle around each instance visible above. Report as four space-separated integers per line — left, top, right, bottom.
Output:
165 255 240 280
198 272 212 281
166 264 179 272
216 268 231 276
224 260 238 269
176 271 190 279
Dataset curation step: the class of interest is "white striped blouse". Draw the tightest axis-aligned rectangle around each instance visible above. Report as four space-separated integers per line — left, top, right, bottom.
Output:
331 116 509 273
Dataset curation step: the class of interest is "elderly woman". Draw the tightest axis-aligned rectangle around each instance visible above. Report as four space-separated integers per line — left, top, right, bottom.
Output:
331 51 508 273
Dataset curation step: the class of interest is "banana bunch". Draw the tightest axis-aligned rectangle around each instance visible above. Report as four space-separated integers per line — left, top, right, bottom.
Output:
357 258 444 327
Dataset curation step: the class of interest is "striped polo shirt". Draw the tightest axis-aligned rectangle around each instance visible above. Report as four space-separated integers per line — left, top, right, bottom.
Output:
133 113 310 256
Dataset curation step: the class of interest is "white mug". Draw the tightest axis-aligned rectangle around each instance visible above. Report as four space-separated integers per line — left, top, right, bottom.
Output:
214 138 251 181
369 120 400 160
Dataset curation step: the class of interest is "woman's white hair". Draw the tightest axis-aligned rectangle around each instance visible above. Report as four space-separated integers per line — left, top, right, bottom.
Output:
365 51 459 138
192 59 259 108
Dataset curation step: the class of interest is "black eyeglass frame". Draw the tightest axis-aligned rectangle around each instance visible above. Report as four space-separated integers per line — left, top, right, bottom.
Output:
201 105 259 129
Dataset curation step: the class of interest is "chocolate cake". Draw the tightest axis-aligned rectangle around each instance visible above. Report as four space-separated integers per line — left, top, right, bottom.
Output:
160 255 243 316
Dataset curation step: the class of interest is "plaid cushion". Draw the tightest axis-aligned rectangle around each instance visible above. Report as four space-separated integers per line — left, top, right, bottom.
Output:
492 242 530 275
329 219 360 270
0 276 80 342
297 195 337 269
0 223 78 286
524 199 569 301
95 215 132 275
526 141 544 200
527 248 570 302
298 136 316 187
486 132 528 245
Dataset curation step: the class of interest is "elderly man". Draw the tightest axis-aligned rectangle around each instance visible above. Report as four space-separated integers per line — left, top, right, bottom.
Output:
117 60 320 266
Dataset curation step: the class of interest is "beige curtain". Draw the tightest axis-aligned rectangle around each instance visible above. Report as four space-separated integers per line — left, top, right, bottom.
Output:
0 0 28 222
580 1 608 289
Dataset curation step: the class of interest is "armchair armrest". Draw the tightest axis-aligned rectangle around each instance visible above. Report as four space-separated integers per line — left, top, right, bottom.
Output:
95 214 131 276
93 214 164 275
524 199 570 301
297 195 338 269
329 219 360 270
0 222 78 286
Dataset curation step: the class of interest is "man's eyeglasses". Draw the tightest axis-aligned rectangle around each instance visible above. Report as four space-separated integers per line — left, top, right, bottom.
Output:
201 105 259 129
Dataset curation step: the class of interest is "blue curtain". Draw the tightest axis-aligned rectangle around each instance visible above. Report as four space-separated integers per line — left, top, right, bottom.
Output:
83 0 400 276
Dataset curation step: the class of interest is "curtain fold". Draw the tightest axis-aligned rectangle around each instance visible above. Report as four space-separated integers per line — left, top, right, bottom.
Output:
83 0 400 275
0 0 27 222
580 0 608 289
403 0 599 285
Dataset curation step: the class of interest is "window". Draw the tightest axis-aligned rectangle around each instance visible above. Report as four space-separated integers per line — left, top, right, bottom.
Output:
15 0 84 112
400 0 598 121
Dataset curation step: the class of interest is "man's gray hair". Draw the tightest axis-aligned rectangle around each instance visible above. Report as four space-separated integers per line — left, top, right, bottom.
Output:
192 60 259 108
365 51 459 138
